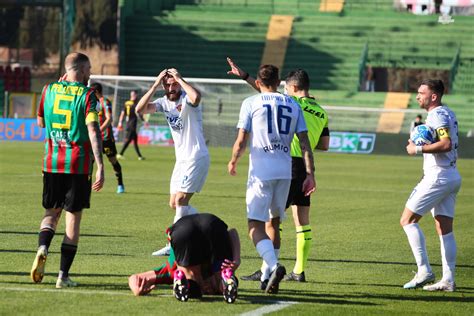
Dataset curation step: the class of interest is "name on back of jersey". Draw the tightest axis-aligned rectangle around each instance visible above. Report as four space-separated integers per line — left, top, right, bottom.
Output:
261 94 293 103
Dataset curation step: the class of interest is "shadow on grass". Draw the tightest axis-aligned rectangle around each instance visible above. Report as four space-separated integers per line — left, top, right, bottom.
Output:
0 249 133 257
0 271 130 278
241 288 473 303
240 293 378 306
0 231 132 238
241 255 474 269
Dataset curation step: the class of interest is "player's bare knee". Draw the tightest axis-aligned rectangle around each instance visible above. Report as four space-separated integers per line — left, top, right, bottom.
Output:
175 193 190 206
434 215 453 235
400 208 420 227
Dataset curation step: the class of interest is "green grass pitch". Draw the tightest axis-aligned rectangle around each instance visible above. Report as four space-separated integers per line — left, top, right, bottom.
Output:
0 141 473 315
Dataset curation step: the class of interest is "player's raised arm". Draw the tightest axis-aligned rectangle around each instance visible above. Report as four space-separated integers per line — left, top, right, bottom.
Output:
226 57 259 92
136 69 168 114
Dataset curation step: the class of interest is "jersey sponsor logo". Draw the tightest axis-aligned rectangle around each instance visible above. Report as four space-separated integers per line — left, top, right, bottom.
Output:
49 130 72 145
166 115 183 131
302 106 325 119
263 138 290 153
263 143 290 153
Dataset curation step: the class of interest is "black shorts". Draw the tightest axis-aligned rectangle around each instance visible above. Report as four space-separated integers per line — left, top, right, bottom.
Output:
42 172 92 212
103 138 117 158
170 214 233 267
125 128 137 141
285 157 311 209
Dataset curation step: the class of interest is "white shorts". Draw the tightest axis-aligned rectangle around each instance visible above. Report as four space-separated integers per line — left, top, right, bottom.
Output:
170 155 210 194
406 176 461 218
246 177 291 222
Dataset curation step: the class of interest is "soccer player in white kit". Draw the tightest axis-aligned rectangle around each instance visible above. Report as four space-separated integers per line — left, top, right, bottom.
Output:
228 65 316 294
136 68 210 256
401 79 462 292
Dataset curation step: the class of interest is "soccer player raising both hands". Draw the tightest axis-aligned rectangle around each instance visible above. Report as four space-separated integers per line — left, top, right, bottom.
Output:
136 68 210 256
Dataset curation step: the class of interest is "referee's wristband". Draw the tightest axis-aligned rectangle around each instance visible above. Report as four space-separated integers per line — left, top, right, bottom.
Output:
415 145 423 155
242 72 249 81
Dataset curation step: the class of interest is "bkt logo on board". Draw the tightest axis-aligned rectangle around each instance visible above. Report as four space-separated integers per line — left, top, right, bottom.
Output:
329 132 376 154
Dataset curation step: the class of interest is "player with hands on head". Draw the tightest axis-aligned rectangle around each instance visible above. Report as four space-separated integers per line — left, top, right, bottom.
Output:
136 68 209 257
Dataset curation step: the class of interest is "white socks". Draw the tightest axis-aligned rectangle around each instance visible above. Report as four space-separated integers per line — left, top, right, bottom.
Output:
256 239 277 281
440 232 456 283
173 205 199 223
260 248 280 281
403 223 432 275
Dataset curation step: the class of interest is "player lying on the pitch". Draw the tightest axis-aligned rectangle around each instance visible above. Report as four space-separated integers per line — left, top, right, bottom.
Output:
128 213 241 303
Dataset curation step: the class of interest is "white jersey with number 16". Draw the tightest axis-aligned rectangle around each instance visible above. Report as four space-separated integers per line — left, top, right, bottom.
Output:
237 92 307 181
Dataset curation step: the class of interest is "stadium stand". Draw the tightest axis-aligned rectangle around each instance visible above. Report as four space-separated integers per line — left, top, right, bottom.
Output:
0 65 31 92
120 0 473 134
123 10 268 78
260 15 293 70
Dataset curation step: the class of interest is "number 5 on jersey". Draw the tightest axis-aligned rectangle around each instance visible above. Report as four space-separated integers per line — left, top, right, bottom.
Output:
52 95 73 130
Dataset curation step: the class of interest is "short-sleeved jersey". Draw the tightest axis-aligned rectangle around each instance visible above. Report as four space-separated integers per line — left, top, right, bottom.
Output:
123 99 138 130
290 96 329 158
152 92 209 162
237 92 307 181
424 105 460 178
37 81 98 174
98 97 114 141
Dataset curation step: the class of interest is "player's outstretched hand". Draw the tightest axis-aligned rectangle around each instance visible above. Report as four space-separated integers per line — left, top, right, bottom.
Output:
226 57 246 79
92 167 104 192
128 275 155 296
302 175 316 196
228 161 237 176
406 139 417 156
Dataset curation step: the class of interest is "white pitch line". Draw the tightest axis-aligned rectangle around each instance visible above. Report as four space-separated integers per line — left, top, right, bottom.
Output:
240 301 299 316
0 287 173 297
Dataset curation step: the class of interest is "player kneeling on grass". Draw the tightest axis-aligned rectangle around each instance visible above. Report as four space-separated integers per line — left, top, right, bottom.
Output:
128 213 240 303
